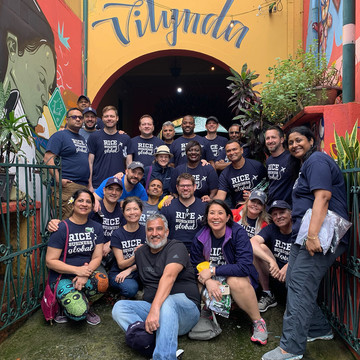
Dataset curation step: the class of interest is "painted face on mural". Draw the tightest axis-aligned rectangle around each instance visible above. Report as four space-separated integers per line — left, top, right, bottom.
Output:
8 42 56 127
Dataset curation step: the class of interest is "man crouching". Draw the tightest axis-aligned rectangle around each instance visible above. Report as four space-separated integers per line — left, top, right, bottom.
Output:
112 214 200 359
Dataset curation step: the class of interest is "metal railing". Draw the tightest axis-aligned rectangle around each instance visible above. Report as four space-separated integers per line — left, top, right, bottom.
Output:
0 158 61 330
321 162 360 355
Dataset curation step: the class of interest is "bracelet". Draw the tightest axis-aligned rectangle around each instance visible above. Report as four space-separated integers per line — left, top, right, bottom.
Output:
306 235 318 240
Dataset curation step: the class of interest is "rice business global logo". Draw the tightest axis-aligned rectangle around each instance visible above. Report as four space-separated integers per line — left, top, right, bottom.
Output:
92 0 249 48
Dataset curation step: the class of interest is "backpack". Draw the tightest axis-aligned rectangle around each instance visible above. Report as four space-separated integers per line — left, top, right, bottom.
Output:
41 221 69 323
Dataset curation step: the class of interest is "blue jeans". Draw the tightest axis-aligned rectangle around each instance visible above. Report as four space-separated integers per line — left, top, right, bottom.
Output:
112 293 200 360
280 242 347 355
109 274 139 298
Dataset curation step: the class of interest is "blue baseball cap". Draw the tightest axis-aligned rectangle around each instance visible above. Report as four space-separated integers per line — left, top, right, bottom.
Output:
125 321 155 357
82 106 97 116
105 177 123 189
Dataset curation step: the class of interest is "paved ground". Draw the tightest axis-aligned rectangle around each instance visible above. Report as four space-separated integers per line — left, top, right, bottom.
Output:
1 296 357 360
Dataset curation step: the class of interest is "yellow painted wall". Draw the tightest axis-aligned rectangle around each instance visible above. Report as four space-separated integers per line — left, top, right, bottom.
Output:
87 0 303 100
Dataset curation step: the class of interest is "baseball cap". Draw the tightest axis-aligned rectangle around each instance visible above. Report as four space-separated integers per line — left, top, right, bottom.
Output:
128 161 144 171
206 116 219 124
105 177 123 189
249 190 267 205
82 107 97 116
77 95 90 103
268 200 291 213
125 321 155 357
154 145 173 157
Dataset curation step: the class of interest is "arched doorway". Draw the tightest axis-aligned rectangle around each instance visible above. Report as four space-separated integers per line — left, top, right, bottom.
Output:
93 50 234 136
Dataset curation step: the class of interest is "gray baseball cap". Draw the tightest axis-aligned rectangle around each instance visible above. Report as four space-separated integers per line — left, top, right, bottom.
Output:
128 161 144 171
249 190 267 205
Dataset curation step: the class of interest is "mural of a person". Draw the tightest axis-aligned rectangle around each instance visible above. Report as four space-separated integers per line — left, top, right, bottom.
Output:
0 0 57 196
0 0 57 131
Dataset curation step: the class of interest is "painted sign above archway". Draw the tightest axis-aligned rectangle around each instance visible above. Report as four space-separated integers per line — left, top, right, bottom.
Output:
87 0 303 104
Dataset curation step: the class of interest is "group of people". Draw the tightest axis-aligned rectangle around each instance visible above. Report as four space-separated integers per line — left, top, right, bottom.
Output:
44 99 350 360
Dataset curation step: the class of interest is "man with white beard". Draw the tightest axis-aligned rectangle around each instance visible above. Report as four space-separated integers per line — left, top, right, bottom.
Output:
112 214 200 360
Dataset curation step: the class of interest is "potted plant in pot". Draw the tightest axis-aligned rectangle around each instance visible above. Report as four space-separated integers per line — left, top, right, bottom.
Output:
261 41 341 124
0 82 34 201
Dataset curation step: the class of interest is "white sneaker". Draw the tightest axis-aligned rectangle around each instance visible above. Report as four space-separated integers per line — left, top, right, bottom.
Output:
176 349 184 359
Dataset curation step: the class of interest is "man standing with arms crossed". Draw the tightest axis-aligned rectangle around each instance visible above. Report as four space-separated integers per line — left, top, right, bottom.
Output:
44 107 89 219
87 106 131 192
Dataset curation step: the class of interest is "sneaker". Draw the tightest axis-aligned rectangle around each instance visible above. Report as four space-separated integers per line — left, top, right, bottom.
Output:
86 310 101 325
262 346 303 360
307 331 334 342
251 318 268 345
54 313 68 324
258 293 278 313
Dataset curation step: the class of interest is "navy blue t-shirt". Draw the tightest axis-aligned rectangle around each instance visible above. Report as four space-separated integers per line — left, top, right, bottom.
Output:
170 135 215 166
139 202 159 227
291 152 349 244
160 198 206 251
47 219 104 283
218 159 267 205
46 129 89 185
89 200 125 243
109 225 146 275
171 163 218 198
87 130 130 188
207 135 228 159
129 136 164 167
239 217 257 238
210 233 226 266
266 150 294 206
258 223 292 268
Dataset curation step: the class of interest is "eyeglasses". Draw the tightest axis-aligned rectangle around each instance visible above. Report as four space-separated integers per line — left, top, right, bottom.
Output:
67 115 84 120
229 131 240 134
178 184 194 188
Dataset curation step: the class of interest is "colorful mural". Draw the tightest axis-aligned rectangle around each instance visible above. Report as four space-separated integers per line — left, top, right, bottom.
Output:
0 0 82 166
303 0 360 102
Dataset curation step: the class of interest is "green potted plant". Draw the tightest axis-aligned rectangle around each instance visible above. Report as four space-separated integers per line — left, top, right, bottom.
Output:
0 82 34 200
227 64 272 162
261 41 341 124
333 120 360 185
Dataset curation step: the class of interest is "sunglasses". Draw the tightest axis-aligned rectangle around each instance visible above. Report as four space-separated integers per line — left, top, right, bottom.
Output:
67 115 84 120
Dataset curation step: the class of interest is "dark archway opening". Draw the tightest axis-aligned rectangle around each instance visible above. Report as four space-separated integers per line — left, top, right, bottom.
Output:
95 51 234 137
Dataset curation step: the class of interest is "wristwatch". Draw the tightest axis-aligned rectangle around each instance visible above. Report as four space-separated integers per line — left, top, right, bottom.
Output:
209 265 215 276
